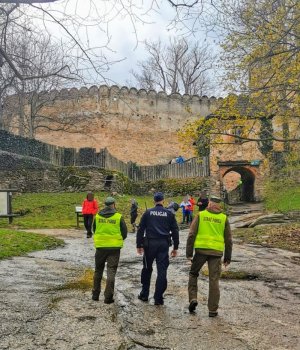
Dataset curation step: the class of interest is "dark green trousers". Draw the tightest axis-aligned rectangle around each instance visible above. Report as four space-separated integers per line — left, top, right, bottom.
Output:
188 253 222 312
93 248 120 301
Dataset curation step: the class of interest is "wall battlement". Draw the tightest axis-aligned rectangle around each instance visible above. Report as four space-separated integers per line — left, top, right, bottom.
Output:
6 84 222 120
40 84 222 106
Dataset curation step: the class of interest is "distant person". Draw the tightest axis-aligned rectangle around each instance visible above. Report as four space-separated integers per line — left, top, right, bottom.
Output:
238 179 243 201
82 192 99 238
130 198 138 233
92 197 127 303
136 192 179 305
186 195 232 317
176 155 185 164
188 194 196 223
180 196 192 224
222 186 229 204
197 191 209 212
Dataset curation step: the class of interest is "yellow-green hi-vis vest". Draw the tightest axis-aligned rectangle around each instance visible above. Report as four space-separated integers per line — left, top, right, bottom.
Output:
94 213 123 248
194 210 227 251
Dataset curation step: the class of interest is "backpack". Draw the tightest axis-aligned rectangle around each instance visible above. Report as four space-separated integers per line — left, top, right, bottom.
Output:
172 202 180 212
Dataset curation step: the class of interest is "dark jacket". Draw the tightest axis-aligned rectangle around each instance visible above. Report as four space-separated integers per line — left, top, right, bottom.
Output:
93 206 127 241
186 208 232 263
136 204 179 250
130 202 138 216
197 197 209 211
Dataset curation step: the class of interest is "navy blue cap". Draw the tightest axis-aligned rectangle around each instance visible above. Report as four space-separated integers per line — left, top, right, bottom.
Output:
154 192 164 202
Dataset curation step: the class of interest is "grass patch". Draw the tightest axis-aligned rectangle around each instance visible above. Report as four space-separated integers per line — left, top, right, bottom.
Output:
201 266 257 280
0 192 186 229
265 182 300 213
52 268 95 292
48 295 67 310
234 223 300 253
63 269 94 291
48 269 94 309
0 229 64 260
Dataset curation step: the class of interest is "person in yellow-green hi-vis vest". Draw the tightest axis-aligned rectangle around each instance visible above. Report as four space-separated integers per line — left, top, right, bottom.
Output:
92 197 127 304
186 195 232 317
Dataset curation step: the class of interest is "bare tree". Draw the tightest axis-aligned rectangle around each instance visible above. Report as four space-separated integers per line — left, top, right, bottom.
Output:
131 38 214 95
2 26 83 138
0 3 72 81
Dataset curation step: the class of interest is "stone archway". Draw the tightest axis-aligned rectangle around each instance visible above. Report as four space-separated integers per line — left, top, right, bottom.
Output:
218 161 261 203
223 167 255 202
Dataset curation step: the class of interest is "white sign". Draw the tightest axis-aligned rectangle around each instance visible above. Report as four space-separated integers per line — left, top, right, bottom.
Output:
0 192 8 215
75 206 82 213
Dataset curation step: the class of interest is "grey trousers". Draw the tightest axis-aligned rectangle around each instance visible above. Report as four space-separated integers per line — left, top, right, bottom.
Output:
93 248 120 301
188 253 222 312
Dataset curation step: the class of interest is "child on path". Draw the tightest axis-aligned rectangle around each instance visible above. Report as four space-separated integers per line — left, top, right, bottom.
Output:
180 196 192 224
130 199 138 233
82 192 99 238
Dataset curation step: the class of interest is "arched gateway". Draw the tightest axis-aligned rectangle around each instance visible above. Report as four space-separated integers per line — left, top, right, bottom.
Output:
218 160 262 203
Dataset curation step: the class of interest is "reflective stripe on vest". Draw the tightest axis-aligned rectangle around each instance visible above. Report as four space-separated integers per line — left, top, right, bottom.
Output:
194 210 226 251
93 213 123 248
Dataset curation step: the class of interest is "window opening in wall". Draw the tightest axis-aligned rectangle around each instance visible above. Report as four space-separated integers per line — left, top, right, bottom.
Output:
104 175 114 189
232 126 243 143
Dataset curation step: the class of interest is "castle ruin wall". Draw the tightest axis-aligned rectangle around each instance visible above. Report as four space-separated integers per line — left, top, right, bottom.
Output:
7 85 220 165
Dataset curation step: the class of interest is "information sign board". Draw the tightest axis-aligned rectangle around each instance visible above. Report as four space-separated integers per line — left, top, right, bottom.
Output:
0 192 8 215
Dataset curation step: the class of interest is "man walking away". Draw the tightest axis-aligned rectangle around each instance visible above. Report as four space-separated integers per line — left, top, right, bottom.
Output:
186 195 232 317
92 197 127 304
136 192 179 305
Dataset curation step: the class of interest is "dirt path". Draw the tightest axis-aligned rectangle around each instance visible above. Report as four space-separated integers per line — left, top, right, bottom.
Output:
0 227 299 349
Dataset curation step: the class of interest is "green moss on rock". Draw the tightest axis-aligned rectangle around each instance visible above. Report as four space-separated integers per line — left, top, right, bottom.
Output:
132 177 208 196
59 167 91 190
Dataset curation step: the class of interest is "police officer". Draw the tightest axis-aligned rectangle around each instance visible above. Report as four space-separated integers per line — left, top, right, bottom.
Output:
92 197 127 303
186 195 232 316
136 192 179 305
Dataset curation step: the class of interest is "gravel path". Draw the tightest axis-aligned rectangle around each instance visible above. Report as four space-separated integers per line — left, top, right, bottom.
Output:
0 227 299 350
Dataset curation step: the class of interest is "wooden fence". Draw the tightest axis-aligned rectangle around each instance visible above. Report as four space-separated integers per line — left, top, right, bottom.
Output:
129 157 209 182
0 130 210 181
97 148 130 177
79 148 210 181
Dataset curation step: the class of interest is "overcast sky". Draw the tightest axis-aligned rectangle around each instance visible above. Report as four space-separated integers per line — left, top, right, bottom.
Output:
29 0 221 95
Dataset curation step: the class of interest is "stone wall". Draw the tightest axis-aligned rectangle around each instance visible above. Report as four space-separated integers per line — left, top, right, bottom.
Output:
4 85 220 165
0 151 130 193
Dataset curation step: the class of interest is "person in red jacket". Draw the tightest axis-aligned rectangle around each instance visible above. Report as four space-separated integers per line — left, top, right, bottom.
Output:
82 192 99 238
188 195 196 224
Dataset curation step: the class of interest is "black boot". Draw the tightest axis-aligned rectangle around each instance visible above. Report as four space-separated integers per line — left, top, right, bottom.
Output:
92 293 99 301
